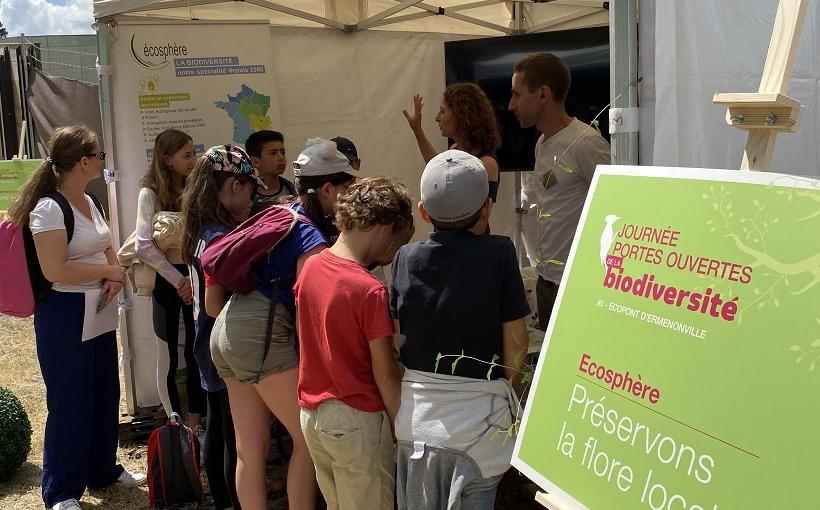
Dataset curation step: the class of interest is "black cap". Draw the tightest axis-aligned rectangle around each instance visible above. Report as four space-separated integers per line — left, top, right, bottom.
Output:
331 136 358 163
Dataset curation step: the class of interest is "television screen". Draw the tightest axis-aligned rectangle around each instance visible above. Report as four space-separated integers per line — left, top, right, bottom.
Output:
444 27 610 172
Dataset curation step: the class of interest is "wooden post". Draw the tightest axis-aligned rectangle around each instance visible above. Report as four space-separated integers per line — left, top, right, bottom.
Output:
713 0 808 171
15 120 27 159
535 491 572 510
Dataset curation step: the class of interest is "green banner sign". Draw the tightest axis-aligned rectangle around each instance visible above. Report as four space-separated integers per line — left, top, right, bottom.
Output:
513 166 820 510
0 159 41 212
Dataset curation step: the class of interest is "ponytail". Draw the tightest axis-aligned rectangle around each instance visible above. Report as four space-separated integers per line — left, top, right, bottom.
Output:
8 126 97 226
295 172 355 243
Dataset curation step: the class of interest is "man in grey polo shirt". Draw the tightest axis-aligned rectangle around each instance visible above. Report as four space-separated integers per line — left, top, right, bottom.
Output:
509 52 611 331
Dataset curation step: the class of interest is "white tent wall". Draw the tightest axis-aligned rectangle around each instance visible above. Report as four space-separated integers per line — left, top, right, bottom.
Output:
650 0 820 178
264 26 521 237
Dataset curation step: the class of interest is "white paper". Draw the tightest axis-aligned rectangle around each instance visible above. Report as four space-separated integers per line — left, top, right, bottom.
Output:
82 288 119 342
609 107 640 133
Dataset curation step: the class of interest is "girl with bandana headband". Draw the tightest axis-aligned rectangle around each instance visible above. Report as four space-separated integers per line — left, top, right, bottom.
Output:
203 138 356 510
180 144 263 510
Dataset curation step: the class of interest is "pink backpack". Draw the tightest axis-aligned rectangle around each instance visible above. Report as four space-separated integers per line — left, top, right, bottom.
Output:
0 222 35 317
0 192 105 317
201 205 304 294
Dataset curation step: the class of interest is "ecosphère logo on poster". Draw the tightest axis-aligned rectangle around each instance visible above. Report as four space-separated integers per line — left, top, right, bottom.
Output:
130 34 188 70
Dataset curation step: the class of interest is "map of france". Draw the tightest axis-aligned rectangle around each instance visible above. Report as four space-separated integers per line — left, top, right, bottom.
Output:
215 84 273 143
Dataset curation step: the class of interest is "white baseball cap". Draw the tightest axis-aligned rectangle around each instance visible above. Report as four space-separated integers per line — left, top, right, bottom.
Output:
420 150 488 222
292 138 359 178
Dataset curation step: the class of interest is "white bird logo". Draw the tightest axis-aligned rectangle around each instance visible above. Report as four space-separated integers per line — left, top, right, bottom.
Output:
600 214 620 267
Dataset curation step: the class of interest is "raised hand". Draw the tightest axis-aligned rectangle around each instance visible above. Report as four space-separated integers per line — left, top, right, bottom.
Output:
402 94 424 133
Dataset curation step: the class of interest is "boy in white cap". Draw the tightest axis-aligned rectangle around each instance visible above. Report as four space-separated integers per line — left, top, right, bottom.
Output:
390 150 530 510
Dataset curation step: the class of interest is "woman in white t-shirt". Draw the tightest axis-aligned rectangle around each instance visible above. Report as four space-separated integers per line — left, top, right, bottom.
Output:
7 126 145 510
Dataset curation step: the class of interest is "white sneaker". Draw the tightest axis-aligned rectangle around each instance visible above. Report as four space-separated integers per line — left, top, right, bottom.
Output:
50 499 82 510
113 470 147 487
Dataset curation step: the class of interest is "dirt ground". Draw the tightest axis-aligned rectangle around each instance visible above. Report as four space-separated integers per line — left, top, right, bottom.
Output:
0 315 544 509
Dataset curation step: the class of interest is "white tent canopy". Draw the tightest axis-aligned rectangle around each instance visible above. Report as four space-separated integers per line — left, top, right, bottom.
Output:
93 0 610 36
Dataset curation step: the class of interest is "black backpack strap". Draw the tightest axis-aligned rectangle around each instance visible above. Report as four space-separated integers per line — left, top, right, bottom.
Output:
23 225 51 304
255 277 281 384
85 191 106 221
26 192 103 304
25 193 72 304
44 191 75 243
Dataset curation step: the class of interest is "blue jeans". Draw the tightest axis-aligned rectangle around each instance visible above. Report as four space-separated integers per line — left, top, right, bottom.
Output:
35 290 123 507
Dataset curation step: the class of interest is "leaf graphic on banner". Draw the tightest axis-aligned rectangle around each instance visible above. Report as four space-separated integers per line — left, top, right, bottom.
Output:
789 338 820 373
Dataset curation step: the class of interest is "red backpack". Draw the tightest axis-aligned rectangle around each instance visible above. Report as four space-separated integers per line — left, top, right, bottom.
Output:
200 205 304 294
146 414 203 509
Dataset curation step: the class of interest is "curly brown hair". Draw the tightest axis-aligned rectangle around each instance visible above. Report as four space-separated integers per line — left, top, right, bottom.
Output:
335 177 413 234
442 83 502 156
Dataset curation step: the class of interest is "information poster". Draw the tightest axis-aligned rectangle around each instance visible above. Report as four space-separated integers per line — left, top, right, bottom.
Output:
513 166 820 510
0 159 41 211
112 21 279 162
109 21 279 407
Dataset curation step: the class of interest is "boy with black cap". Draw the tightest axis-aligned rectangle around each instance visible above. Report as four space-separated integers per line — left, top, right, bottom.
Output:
390 150 530 510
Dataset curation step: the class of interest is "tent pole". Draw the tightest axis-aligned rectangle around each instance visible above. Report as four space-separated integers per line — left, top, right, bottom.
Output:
609 0 639 164
96 17 138 416
246 0 345 30
512 1 524 34
358 0 425 31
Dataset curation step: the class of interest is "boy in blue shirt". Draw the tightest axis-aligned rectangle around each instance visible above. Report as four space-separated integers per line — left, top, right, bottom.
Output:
390 150 530 510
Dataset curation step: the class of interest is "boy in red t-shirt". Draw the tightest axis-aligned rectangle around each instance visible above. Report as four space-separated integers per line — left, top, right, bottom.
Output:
294 176 414 510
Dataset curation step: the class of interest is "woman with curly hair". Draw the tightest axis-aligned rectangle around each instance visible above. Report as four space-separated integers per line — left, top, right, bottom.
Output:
403 83 502 203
